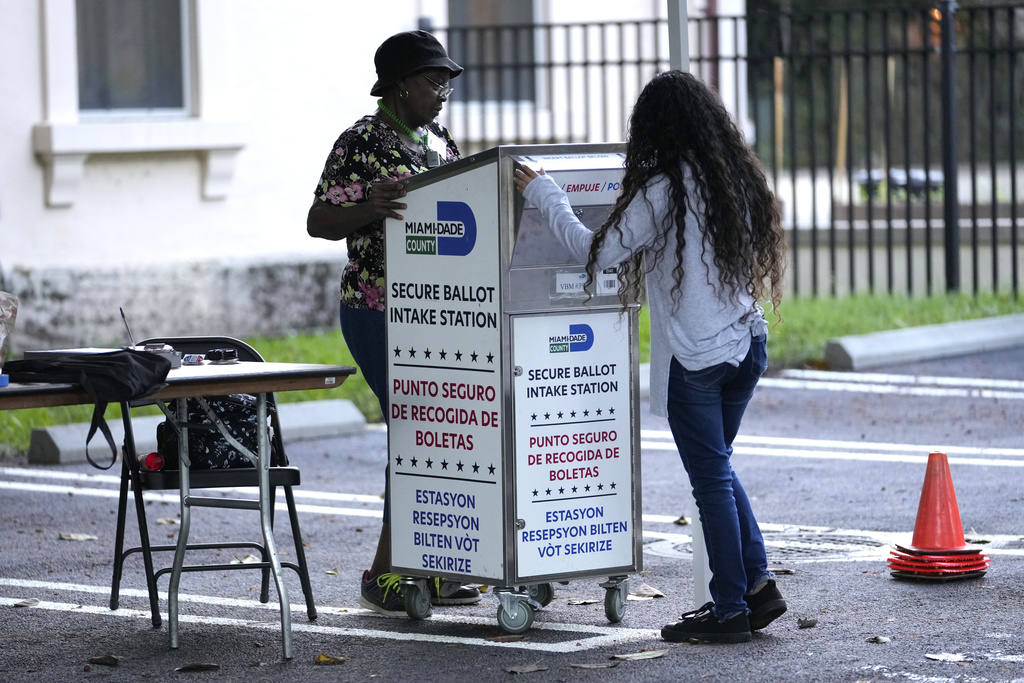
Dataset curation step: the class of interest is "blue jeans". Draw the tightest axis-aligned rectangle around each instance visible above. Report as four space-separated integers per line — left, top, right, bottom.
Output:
667 334 772 620
339 302 391 523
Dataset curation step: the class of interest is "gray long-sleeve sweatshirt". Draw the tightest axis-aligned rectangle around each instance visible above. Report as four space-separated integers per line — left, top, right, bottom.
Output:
521 169 767 417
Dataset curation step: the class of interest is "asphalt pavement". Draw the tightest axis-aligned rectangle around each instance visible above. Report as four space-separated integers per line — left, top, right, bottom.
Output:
1 343 1023 682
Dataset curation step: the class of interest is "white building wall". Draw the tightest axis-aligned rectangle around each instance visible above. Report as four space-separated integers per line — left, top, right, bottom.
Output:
1 0 51 266
1 0 432 271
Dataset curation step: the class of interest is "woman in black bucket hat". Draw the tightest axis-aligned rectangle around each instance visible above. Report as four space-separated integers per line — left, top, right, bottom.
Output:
369 30 463 96
307 30 477 617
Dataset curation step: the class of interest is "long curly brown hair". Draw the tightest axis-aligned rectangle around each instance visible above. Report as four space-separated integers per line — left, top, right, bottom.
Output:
587 70 785 320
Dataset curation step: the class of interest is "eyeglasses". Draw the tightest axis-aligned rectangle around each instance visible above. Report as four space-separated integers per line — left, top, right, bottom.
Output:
420 73 454 99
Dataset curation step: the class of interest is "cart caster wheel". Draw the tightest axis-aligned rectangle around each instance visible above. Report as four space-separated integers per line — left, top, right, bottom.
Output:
404 582 432 620
604 586 626 623
528 582 554 607
497 602 534 634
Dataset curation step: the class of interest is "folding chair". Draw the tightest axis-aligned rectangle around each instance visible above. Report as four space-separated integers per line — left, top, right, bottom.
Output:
109 336 317 627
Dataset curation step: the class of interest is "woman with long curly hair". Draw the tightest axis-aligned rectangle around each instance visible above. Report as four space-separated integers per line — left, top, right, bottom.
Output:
514 70 787 643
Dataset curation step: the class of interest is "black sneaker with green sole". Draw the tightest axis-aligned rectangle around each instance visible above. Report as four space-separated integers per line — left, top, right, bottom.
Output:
358 571 408 618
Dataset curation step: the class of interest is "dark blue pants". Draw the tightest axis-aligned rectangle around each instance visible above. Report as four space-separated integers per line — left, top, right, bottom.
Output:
666 335 772 619
339 302 390 523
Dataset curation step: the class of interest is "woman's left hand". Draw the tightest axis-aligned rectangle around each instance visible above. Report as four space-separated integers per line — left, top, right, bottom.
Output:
513 165 544 194
368 180 408 220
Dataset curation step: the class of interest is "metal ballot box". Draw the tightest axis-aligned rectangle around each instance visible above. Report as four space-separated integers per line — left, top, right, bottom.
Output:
385 144 641 633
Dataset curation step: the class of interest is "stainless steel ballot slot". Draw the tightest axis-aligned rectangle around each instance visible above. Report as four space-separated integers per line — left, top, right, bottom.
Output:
385 144 641 634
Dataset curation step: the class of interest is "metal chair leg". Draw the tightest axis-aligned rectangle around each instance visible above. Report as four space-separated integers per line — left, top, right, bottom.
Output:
109 456 130 611
285 485 317 620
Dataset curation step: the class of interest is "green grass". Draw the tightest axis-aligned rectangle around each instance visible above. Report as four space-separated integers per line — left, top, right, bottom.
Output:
2 292 1022 455
765 293 1024 367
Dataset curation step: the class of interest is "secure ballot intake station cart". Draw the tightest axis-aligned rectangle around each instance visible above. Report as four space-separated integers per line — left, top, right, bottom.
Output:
385 144 641 634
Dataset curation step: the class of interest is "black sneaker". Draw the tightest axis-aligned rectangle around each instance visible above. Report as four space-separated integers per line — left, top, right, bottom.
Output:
358 571 407 618
428 578 482 605
662 602 753 643
746 579 787 630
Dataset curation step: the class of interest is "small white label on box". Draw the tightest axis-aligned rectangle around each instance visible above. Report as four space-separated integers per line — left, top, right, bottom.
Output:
555 272 587 293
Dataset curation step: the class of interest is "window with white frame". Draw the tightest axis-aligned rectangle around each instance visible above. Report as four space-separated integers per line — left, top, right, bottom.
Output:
76 0 189 114
446 0 536 103
34 0 246 207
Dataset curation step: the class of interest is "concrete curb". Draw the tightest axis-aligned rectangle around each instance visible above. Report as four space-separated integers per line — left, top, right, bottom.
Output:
823 313 1024 371
27 399 367 465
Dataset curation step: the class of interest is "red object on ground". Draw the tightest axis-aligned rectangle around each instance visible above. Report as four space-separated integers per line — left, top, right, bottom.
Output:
887 451 988 580
141 452 165 472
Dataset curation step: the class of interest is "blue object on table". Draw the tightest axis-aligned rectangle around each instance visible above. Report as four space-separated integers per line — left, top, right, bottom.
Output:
0 374 8 387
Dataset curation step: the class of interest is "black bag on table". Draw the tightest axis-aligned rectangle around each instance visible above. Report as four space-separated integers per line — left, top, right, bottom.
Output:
155 393 280 470
4 349 172 469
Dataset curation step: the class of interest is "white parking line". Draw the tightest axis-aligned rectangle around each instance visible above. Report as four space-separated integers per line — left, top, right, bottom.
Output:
780 368 1024 391
641 431 1024 467
0 467 382 504
643 443 1024 467
642 431 1024 458
641 525 1024 560
0 479 386 518
762 370 1024 400
0 578 660 653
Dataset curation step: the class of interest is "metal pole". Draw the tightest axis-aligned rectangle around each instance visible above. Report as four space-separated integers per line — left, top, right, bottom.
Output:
940 0 960 292
668 0 690 72
668 0 711 610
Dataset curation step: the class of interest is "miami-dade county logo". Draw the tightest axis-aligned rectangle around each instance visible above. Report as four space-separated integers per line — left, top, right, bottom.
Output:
405 201 476 256
549 324 594 353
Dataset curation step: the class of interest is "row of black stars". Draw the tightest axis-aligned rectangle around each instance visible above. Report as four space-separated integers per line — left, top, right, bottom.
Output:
531 407 616 421
394 455 495 475
533 482 618 496
393 347 494 363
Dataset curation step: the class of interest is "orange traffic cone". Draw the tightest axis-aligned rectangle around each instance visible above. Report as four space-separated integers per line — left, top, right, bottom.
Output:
906 451 969 552
888 451 989 581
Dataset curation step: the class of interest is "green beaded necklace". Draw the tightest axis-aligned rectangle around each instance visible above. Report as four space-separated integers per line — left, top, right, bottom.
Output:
377 98 429 149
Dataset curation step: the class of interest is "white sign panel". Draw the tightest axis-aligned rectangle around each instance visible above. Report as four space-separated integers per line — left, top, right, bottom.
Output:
515 153 624 207
387 164 505 580
512 311 634 579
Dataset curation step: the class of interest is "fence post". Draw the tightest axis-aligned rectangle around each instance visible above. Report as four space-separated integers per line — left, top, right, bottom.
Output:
667 0 690 72
940 0 960 292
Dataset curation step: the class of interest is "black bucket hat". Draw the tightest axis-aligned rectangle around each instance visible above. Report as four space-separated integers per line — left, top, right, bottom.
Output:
370 30 463 97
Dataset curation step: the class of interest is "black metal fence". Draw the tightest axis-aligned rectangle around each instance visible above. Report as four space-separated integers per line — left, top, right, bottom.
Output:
747 1 1022 297
430 2 1023 299
435 19 668 151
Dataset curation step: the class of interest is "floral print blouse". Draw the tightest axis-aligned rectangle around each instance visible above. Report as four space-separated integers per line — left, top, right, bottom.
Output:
313 113 460 311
